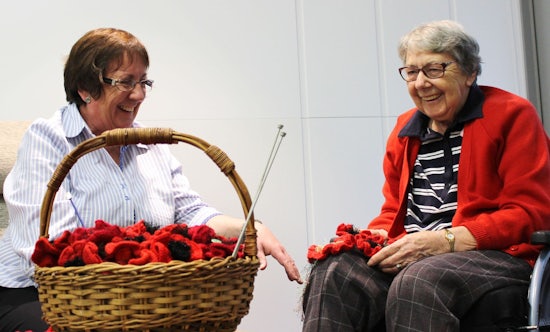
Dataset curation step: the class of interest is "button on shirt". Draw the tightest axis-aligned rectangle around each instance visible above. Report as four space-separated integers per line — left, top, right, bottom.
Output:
0 104 220 287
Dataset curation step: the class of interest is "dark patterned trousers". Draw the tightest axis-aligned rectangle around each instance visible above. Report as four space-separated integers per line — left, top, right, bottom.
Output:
301 250 532 332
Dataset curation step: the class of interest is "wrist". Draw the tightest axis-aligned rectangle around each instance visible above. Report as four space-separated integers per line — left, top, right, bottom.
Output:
444 229 455 252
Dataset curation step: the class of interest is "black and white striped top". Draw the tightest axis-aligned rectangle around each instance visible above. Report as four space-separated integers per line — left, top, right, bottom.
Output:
399 84 485 234
405 126 463 233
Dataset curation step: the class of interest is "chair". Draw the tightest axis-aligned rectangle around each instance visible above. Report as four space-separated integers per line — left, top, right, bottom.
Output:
527 231 550 331
461 231 550 331
0 121 31 237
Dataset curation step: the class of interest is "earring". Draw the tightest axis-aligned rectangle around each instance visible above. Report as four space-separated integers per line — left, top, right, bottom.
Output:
84 96 91 104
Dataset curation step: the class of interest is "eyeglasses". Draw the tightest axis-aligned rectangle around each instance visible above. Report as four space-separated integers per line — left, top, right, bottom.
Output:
398 61 455 82
102 76 154 92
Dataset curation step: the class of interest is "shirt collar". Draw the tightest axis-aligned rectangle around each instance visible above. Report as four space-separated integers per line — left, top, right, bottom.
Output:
62 103 91 139
398 83 485 138
61 103 148 149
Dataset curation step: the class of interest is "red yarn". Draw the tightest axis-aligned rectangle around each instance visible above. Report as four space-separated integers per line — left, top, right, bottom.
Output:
307 223 387 263
188 224 216 243
32 220 240 267
31 237 61 267
104 240 142 265
58 240 102 266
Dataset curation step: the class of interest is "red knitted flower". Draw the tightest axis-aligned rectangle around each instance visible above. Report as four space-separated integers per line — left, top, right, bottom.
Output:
188 225 216 244
58 240 102 266
32 220 237 267
104 240 142 265
307 223 387 263
88 220 123 246
124 220 148 238
31 237 61 267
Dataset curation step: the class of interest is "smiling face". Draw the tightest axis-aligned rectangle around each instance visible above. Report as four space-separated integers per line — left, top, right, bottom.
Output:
78 54 148 135
405 50 477 133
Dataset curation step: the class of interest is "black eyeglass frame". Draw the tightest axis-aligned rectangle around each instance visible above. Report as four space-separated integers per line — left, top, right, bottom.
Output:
101 76 154 92
398 61 455 82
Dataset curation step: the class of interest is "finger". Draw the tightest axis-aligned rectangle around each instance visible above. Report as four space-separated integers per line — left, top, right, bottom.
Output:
367 248 389 266
257 247 268 270
283 258 303 284
270 247 303 283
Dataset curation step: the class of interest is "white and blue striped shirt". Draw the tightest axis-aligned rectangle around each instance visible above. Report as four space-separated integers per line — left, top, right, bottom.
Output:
0 104 220 287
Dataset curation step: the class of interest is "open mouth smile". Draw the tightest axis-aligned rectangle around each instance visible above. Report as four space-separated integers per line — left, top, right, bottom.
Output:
422 94 441 102
118 105 136 113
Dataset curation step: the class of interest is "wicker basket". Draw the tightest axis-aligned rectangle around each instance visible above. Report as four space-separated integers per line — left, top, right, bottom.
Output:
34 127 260 331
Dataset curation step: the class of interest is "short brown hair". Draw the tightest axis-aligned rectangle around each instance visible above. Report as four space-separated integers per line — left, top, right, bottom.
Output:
64 28 149 106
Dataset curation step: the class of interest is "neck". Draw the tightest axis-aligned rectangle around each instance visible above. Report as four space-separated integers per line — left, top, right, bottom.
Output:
429 120 450 134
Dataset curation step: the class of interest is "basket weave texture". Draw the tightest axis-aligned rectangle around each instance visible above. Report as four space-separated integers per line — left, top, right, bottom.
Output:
34 128 260 331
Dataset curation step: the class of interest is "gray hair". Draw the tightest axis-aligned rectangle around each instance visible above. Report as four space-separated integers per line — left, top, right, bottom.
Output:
398 20 482 76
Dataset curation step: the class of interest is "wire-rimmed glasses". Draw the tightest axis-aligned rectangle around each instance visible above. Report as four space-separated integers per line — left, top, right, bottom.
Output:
101 76 154 92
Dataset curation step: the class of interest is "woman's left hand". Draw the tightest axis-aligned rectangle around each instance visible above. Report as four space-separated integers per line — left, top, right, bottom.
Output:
207 215 303 284
367 230 449 274
255 222 303 284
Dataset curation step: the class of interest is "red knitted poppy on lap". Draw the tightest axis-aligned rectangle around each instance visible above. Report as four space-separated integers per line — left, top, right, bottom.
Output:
307 223 387 263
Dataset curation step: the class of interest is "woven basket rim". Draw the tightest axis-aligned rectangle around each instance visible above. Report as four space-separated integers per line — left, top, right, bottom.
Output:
35 255 257 273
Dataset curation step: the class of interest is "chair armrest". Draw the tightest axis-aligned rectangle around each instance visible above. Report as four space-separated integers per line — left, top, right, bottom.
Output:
532 231 550 246
527 231 550 328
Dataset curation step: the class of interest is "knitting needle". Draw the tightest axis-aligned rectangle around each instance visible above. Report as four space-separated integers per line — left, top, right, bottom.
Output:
232 125 286 259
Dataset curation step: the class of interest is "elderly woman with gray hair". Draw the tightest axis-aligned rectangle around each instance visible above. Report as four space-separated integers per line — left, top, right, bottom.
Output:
302 20 550 331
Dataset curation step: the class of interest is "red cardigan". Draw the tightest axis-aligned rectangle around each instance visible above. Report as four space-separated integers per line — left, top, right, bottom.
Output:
368 86 550 265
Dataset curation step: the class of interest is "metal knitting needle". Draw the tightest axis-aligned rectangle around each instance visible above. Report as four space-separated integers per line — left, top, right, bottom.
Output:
232 125 286 259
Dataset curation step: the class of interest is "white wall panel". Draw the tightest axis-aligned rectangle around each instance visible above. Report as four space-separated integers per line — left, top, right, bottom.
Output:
376 0 454 119
139 1 302 121
302 117 385 245
299 0 381 118
454 0 528 97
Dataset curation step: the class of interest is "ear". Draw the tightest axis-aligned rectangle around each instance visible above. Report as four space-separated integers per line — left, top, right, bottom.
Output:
466 71 478 87
77 89 90 102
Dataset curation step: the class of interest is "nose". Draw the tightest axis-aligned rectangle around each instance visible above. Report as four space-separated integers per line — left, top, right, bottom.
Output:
129 84 146 101
414 71 431 88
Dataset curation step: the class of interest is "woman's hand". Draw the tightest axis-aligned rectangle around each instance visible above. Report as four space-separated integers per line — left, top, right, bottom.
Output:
367 226 476 274
206 215 303 284
255 222 303 284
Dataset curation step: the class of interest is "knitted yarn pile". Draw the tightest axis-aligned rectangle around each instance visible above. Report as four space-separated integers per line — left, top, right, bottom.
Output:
32 220 242 267
307 223 387 263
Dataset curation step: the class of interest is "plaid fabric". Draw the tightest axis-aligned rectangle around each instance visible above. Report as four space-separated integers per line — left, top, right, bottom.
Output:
302 250 532 332
302 252 393 332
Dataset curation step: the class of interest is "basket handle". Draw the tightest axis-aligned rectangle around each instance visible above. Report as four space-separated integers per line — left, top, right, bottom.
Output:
39 127 257 257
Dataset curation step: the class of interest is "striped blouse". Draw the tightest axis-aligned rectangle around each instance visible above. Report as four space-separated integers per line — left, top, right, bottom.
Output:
405 126 463 233
0 104 220 287
400 84 484 233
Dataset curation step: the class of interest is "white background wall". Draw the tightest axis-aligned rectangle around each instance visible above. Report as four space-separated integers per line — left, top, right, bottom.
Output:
0 1 535 331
